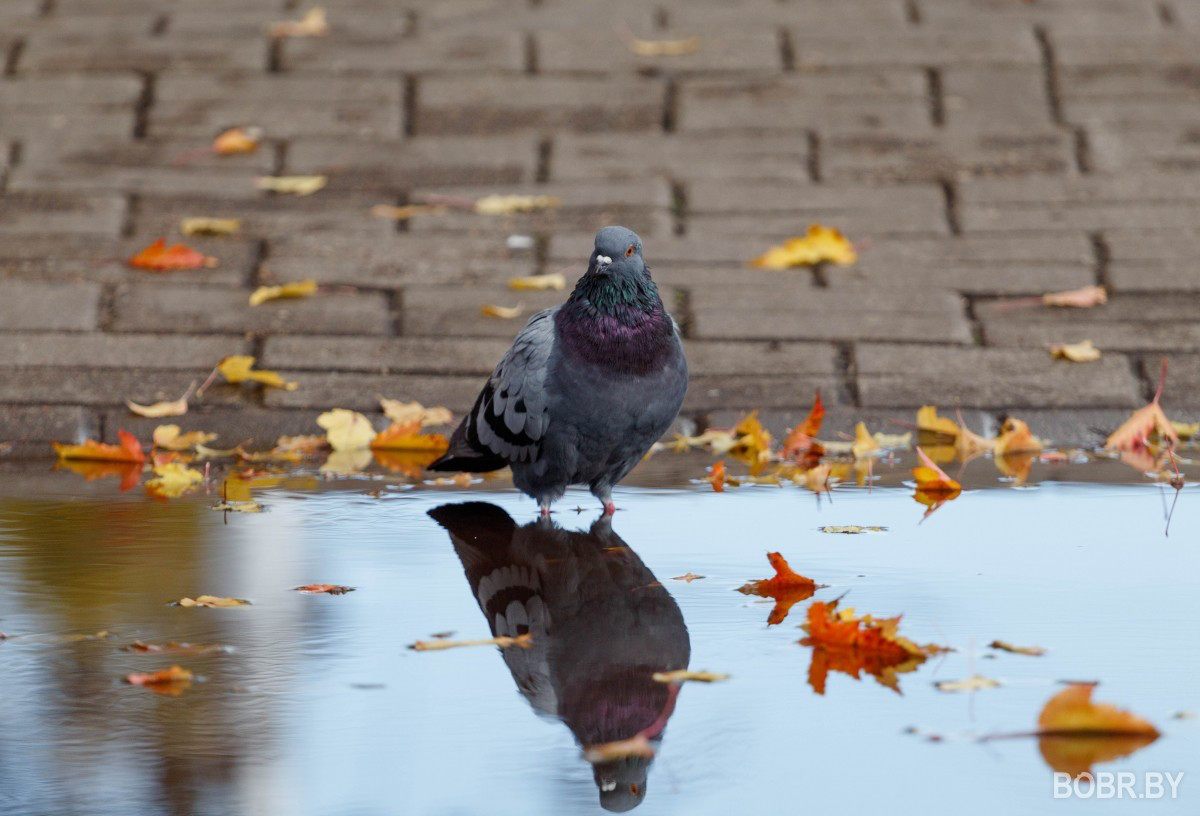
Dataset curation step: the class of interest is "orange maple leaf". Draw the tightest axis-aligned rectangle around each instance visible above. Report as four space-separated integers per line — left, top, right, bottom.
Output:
294 584 356 595
129 238 218 271
53 430 146 463
737 552 822 625
782 390 825 460
1036 683 1160 777
370 421 449 453
124 665 194 696
707 459 729 492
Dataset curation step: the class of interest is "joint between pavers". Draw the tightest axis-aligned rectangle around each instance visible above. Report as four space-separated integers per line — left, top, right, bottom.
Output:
1072 126 1092 175
1033 26 1064 127
150 13 169 37
389 287 405 337
523 33 538 75
669 180 687 236
778 28 795 72
938 178 961 236
535 137 553 183
1089 231 1112 293
131 71 156 140
836 343 860 407
661 78 678 133
3 37 25 77
402 75 418 137
266 37 284 74
1157 2 1177 26
904 0 922 25
924 67 945 127
805 130 822 183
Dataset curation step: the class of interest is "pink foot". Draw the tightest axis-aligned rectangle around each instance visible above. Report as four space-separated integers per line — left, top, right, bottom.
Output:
603 502 617 516
539 505 552 517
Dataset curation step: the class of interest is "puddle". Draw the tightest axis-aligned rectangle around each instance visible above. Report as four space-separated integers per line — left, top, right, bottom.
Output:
0 458 1197 815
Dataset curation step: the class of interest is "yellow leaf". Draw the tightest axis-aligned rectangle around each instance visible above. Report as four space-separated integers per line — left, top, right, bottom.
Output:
211 500 263 513
1043 285 1107 308
317 408 376 451
873 431 912 449
651 669 730 684
1172 420 1199 440
408 633 533 651
180 217 241 236
624 34 701 57
153 424 218 451
248 279 318 306
749 224 857 269
935 674 1001 693
126 382 195 419
917 405 960 440
379 398 452 427
851 421 879 460
473 195 560 215
269 6 329 38
482 303 523 319
1038 683 1158 736
994 417 1043 456
508 272 566 291
212 127 261 155
254 175 326 196
1050 339 1101 362
370 422 449 452
175 595 251 608
146 463 204 499
217 355 298 391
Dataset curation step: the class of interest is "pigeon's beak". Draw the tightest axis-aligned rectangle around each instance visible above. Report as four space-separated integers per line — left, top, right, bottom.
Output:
593 254 612 273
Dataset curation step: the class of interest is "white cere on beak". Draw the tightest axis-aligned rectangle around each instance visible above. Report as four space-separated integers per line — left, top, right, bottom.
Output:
596 255 612 266
601 779 617 792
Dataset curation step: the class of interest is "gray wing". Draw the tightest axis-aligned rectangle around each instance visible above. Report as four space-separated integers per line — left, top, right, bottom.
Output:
471 307 557 463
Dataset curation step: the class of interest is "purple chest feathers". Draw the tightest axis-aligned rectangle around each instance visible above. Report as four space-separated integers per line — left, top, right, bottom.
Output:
556 301 676 376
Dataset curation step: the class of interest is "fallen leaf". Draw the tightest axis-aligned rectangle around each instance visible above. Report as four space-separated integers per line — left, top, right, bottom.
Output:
508 272 566 291
53 430 145 463
426 473 475 487
212 126 261 155
730 411 774 469
1043 285 1107 308
55 459 143 491
153 424 218 451
294 584 356 595
935 675 1001 693
255 175 327 196
269 6 329 38
820 525 887 534
1036 684 1160 777
782 391 824 459
379 398 452 428
917 405 961 441
737 552 822 625
318 409 376 451
124 665 194 696
248 279 318 306
473 194 561 215
749 225 857 269
125 640 230 656
707 459 734 492
174 595 251 608
481 303 523 319
621 32 701 57
989 640 1046 656
851 421 880 460
912 445 962 518
126 382 195 418
1050 339 1101 362
217 355 298 391
128 238 218 271
180 217 241 236
370 421 449 453
211 500 264 513
1172 420 1199 440
672 573 705 582
145 462 204 499
803 463 832 494
583 735 655 764
1105 360 1178 451
652 670 730 684
408 633 533 651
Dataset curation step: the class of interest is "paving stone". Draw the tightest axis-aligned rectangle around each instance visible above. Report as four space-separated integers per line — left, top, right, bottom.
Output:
827 233 1095 295
1085 123 1200 175
823 129 1073 183
979 292 1200 352
0 333 249 368
917 0 1161 33
1053 32 1200 67
0 192 128 237
683 375 847 412
0 76 141 140
131 193 398 241
668 0 910 33
690 285 972 343
264 372 485 412
111 285 393 335
0 367 246 408
18 27 266 74
151 76 403 139
682 341 839 377
282 31 526 75
261 335 509 375
285 137 538 192
855 344 1143 407
264 231 535 288
1147 354 1200 414
678 72 932 134
790 28 1040 69
416 76 663 135
536 30 782 75
0 405 93 443
98 407 326 449
1105 228 1200 292
942 66 1056 133
0 280 101 331
551 133 810 183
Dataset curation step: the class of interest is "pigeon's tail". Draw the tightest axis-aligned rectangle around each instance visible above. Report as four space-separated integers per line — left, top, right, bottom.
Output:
427 415 508 472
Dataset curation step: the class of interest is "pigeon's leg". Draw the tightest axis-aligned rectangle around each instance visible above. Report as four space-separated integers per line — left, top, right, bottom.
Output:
539 501 552 517
593 484 616 516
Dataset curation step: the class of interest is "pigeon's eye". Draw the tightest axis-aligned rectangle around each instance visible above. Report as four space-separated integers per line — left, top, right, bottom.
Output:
625 245 635 257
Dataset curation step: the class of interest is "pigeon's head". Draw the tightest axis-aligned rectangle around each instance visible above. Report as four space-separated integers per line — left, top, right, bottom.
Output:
590 226 646 280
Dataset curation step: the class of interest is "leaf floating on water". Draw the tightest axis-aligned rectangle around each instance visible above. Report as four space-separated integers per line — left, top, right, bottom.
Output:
408 632 533 651
211 500 263 513
181 217 241 236
255 175 327 196
749 225 857 269
989 640 1046 656
652 669 730 684
508 272 566 291
249 279 318 306
584 735 655 764
671 573 706 582
1105 359 1177 452
53 430 145 463
370 421 449 453
318 408 376 451
145 463 204 499
212 126 261 155
125 640 231 656
1050 339 1101 362
473 194 561 215
934 675 1001 693
1043 285 1107 308
379 399 452 428
912 445 962 519
217 355 298 391
126 382 195 418
294 584 356 595
481 303 523 319
129 238 219 271
737 552 822 625
125 665 194 696
820 525 888 534
174 595 251 608
782 390 825 461
269 7 329 38
153 424 218 451
1035 684 1160 777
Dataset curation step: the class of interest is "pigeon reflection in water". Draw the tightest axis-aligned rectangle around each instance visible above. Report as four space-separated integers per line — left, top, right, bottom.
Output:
429 502 691 812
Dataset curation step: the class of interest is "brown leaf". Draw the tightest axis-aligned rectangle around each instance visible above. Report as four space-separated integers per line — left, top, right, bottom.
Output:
125 665 194 696
294 584 356 595
408 633 533 651
129 238 218 271
989 640 1046 656
1043 285 1108 308
173 595 251 608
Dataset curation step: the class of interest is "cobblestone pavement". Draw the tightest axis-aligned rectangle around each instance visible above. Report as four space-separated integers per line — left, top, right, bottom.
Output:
2 0 1199 456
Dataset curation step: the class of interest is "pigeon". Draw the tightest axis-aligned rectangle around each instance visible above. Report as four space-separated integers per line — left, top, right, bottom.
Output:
428 226 688 515
429 502 691 812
